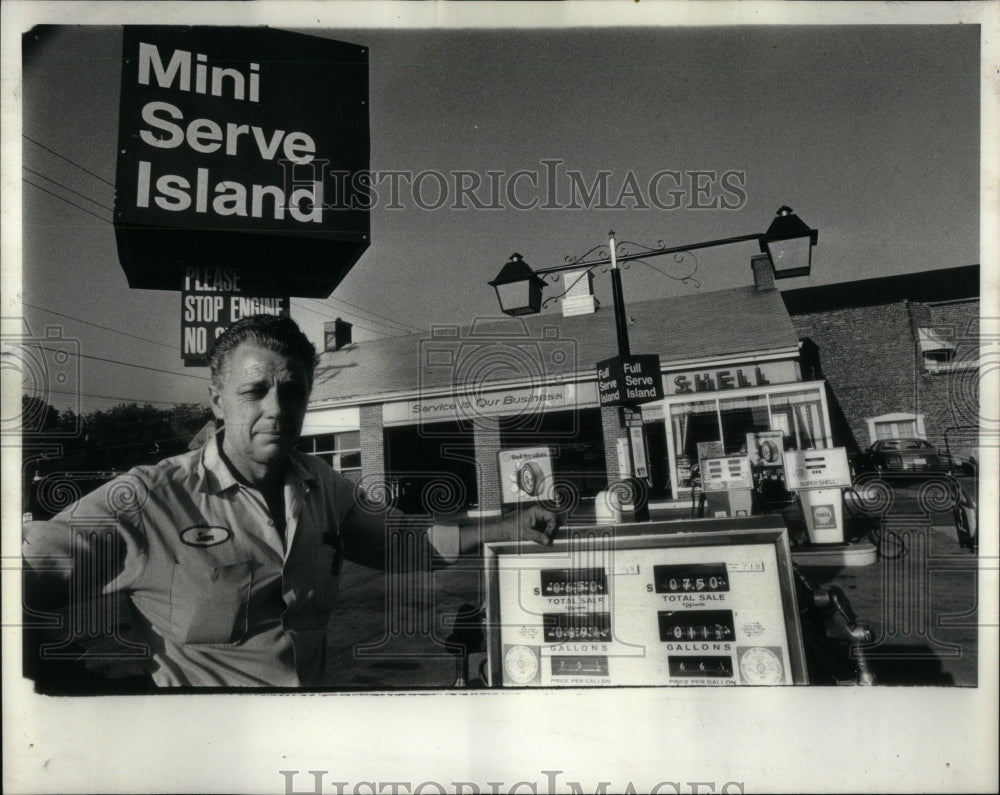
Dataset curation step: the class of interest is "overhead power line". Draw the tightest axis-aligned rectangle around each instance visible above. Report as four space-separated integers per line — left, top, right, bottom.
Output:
35 386 207 409
23 301 179 352
300 295 423 334
21 138 424 340
291 300 408 338
22 166 114 212
22 179 111 224
21 343 210 381
23 134 116 187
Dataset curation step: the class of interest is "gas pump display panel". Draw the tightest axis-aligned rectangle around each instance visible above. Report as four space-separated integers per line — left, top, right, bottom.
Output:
485 523 807 687
700 456 753 492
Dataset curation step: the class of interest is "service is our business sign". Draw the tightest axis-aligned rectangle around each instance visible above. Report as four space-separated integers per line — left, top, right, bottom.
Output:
114 26 370 297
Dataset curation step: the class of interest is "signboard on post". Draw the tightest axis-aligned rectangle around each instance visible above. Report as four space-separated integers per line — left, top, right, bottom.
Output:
498 447 555 504
115 26 370 297
596 354 663 407
629 426 649 479
181 266 288 366
747 430 785 468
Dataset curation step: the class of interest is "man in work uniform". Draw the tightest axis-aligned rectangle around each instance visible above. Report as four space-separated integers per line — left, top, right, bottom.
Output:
22 314 560 687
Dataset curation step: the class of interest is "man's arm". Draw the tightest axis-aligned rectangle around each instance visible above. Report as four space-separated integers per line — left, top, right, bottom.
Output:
433 510 562 562
327 467 561 568
337 502 562 568
22 475 147 608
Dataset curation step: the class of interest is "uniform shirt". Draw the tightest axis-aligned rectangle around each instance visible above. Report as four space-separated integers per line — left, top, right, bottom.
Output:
22 434 457 687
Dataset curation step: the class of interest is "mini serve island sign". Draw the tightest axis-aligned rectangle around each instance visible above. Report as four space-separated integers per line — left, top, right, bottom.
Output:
114 26 370 298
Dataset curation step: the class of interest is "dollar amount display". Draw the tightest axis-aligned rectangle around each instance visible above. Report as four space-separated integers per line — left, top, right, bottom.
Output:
653 563 730 593
543 612 611 642
658 610 735 642
539 568 607 596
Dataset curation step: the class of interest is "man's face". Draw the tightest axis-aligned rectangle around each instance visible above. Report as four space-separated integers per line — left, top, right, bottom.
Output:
208 343 311 475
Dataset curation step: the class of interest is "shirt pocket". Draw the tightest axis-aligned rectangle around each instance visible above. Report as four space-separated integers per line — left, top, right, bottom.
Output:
306 545 341 621
169 560 252 645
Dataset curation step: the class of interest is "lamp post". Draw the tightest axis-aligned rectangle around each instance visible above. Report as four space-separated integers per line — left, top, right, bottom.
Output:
488 206 819 518
490 206 818 316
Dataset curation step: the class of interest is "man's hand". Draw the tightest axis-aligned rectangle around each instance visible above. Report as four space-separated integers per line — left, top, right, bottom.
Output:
511 510 563 546
452 508 564 557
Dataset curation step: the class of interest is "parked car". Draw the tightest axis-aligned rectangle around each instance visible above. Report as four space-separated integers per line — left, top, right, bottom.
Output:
861 437 947 477
945 445 979 475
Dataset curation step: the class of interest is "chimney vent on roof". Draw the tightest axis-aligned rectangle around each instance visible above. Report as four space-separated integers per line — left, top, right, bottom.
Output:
324 318 353 351
751 254 776 292
561 269 600 316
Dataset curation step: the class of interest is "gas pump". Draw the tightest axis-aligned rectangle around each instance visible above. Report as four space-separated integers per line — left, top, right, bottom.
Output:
700 455 754 517
784 448 853 544
449 516 875 687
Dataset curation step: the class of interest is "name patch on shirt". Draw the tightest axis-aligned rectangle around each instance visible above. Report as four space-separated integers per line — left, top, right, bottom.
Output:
180 525 233 548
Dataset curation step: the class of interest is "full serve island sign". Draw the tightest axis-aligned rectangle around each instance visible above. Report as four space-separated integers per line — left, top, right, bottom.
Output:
113 27 370 364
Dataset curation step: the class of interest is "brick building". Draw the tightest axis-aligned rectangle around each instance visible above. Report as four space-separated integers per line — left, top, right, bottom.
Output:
781 265 980 457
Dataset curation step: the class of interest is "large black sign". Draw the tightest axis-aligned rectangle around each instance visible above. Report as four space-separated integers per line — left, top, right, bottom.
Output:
115 26 370 297
596 353 664 407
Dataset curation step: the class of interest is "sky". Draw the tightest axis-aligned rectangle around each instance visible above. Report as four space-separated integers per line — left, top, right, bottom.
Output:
2 4 999 794
7 10 987 415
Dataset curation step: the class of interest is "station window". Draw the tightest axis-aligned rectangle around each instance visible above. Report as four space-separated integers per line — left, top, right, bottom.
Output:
719 394 770 452
667 383 831 492
768 390 826 450
298 430 362 481
866 413 925 444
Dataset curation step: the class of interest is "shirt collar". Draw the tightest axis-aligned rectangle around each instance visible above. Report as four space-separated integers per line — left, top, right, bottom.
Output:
198 431 319 495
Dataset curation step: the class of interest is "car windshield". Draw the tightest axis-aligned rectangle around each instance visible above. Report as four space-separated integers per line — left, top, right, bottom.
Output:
879 439 931 451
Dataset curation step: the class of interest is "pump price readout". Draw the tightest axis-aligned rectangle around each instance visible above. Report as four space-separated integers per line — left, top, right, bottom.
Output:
652 563 730 593
658 610 735 642
543 612 612 642
551 656 610 677
537 567 607 596
668 656 734 679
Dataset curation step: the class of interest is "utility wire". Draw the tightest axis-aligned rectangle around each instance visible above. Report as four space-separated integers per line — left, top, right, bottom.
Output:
289 299 390 336
23 139 423 338
61 431 207 453
23 134 116 187
300 295 423 334
22 301 179 352
20 342 210 381
40 386 207 408
22 139 421 339
291 300 407 338
22 166 114 212
22 179 111 224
